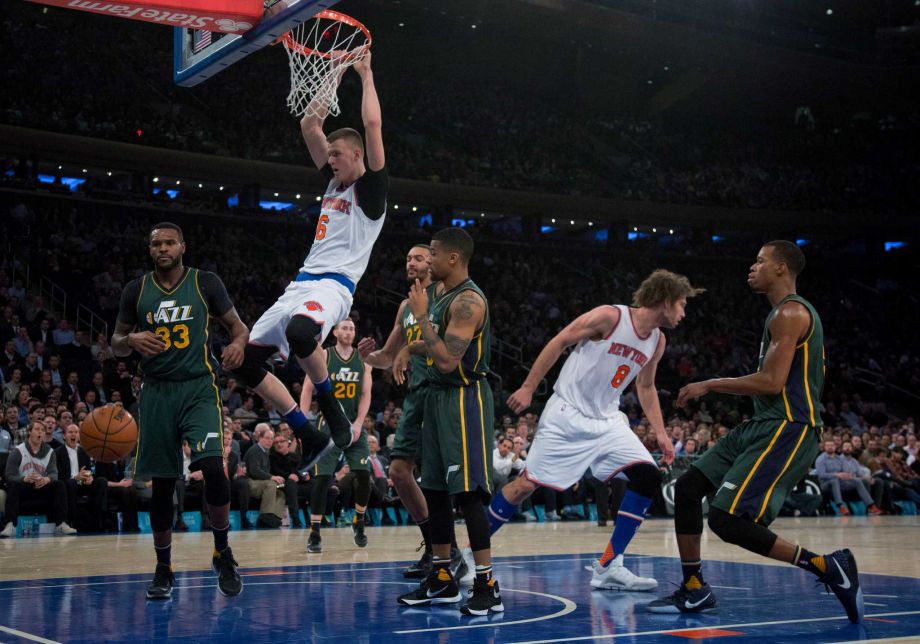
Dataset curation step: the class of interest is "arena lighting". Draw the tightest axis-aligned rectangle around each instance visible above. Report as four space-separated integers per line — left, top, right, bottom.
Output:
315 196 321 202
198 183 203 188
107 171 112 176
480 213 485 217
570 220 575 225
398 22 404 27
551 218 556 223
219 186 225 191
153 177 159 182
633 227 638 231
176 180 181 185
295 193 300 199
412 206 417 212
826 8 833 15
274 192 279 197
669 229 674 234
57 165 62 169
588 222 594 226
394 204 399 209
82 169 87 173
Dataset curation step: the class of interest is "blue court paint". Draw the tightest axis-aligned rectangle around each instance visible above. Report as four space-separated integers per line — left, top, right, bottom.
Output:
1 554 918 643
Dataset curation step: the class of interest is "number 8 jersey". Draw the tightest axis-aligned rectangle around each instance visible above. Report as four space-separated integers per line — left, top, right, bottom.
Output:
553 305 661 419
118 267 234 381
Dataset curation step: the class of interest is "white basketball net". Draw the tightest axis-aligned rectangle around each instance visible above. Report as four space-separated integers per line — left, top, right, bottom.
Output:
282 11 371 118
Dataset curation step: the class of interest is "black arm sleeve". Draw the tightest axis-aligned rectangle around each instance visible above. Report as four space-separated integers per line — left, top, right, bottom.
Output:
354 165 389 220
117 279 143 327
197 271 234 317
320 163 334 182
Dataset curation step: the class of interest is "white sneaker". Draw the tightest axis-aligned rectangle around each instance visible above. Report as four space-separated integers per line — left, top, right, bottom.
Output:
54 522 77 536
458 546 475 587
0 523 15 538
545 510 560 522
589 555 658 591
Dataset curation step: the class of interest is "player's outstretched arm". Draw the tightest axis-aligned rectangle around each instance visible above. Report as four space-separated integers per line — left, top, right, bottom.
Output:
363 301 408 369
508 305 620 414
352 51 384 171
408 280 483 374
677 301 810 406
635 334 674 465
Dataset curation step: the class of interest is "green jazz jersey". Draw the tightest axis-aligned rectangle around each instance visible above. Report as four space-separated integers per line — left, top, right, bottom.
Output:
424 279 490 387
118 268 234 381
326 346 365 423
401 302 429 391
753 294 825 427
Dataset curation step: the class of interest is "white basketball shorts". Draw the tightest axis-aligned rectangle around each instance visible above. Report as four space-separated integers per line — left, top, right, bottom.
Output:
523 393 655 490
249 278 352 359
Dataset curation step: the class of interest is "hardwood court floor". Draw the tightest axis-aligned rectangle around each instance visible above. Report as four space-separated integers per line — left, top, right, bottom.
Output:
1 516 918 643
2 515 917 581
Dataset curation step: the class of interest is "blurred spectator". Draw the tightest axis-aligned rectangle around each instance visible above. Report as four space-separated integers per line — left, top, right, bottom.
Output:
0 420 76 537
55 423 107 532
815 438 881 515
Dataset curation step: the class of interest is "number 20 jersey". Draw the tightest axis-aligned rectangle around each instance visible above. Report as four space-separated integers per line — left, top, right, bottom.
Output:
553 305 661 419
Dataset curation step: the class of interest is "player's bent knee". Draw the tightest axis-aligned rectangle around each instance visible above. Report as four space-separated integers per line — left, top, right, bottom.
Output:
198 456 230 507
707 507 776 556
234 344 275 388
457 491 490 552
674 467 713 534
286 315 321 359
624 462 663 498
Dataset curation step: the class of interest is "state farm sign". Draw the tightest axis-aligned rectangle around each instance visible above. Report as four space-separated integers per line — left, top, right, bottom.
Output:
27 0 263 33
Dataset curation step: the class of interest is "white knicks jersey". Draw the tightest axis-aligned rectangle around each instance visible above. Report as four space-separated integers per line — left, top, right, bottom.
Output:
553 305 661 419
301 176 386 285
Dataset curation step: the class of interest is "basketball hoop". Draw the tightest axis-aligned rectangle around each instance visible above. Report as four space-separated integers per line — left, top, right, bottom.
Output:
280 10 372 118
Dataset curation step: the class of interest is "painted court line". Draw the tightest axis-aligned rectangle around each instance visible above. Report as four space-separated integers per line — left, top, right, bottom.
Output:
709 585 751 590
507 610 920 644
864 602 887 607
393 588 578 634
824 637 920 644
0 625 61 644
863 594 899 598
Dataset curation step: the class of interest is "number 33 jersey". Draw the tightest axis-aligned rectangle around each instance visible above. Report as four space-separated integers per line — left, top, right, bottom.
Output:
118 267 234 381
553 305 661 419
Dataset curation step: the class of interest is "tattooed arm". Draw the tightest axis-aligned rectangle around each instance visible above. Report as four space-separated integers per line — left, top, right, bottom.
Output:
407 280 485 374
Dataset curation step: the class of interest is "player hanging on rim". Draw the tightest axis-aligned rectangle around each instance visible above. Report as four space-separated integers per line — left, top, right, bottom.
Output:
358 244 466 579
301 317 373 552
396 228 499 615
647 241 863 624
495 270 699 591
112 222 248 600
232 51 387 471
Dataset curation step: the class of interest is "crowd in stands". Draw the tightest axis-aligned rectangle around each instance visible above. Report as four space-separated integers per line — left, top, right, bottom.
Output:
2 3 918 215
0 190 916 535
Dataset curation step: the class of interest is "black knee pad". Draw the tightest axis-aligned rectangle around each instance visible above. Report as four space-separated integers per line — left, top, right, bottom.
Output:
286 315 322 360
196 456 230 507
457 491 491 552
674 467 715 535
624 462 663 499
423 488 455 546
707 507 777 556
151 478 176 533
234 344 275 388
353 470 371 506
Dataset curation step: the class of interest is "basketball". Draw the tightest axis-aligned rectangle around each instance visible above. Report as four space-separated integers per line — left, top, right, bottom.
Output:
79 404 139 464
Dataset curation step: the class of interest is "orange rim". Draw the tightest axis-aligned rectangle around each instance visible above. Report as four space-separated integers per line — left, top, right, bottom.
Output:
280 10 372 58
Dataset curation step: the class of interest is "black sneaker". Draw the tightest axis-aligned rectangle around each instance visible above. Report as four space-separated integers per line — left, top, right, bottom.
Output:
316 391 354 448
398 566 462 606
461 578 504 616
146 563 175 600
300 436 336 471
404 549 433 578
647 582 718 614
817 549 864 624
352 520 368 548
211 548 243 597
307 530 322 553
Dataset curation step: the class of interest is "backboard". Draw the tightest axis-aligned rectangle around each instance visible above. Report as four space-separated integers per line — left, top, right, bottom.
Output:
173 0 340 87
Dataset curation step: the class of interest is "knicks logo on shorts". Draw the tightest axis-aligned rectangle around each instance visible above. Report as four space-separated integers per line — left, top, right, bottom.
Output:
304 301 325 312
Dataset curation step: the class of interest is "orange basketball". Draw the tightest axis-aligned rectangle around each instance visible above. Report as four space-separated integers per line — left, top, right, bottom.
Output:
80 404 139 463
